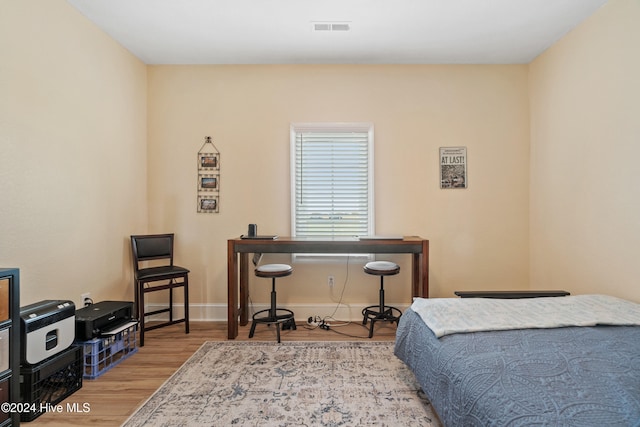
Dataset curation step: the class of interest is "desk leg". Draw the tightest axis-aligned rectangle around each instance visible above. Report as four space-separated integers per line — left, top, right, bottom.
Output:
421 240 429 297
239 253 249 326
227 240 238 339
412 253 420 298
411 240 430 298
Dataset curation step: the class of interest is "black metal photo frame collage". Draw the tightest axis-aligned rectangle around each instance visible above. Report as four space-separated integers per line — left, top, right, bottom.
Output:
197 136 220 213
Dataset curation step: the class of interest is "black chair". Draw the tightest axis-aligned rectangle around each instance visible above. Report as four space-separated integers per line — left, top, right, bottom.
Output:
131 233 189 346
362 261 402 338
249 263 296 343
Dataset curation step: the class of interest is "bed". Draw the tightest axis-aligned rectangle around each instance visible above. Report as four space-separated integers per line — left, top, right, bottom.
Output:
394 294 640 426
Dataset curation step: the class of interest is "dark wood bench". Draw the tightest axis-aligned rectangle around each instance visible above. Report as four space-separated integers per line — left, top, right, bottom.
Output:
454 290 570 299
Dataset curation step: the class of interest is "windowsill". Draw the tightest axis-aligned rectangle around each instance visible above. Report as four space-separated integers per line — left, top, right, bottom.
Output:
292 253 373 263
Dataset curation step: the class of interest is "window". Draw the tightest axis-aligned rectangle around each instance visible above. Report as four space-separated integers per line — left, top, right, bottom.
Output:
290 123 374 239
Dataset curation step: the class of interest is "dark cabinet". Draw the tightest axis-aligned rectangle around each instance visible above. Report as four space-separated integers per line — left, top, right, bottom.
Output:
0 269 20 426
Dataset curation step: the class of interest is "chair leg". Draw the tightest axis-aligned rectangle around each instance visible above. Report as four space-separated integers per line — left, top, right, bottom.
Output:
135 275 189 347
138 283 145 347
169 281 174 323
184 275 190 334
134 280 139 319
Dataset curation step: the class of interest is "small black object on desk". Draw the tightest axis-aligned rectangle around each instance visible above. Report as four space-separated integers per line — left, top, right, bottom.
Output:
242 223 278 239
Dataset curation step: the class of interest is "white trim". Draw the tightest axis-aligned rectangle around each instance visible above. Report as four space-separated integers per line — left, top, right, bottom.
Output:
145 302 410 323
290 122 373 133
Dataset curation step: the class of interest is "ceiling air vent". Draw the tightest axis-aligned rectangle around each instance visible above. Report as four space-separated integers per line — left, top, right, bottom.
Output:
312 22 351 32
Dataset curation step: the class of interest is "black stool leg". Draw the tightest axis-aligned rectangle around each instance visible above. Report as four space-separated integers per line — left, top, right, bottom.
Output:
271 278 282 343
369 277 385 338
270 278 277 318
362 266 402 338
249 272 295 343
379 277 385 313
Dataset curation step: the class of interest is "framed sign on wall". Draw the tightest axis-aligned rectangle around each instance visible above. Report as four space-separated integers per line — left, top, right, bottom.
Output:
440 146 467 189
197 136 220 213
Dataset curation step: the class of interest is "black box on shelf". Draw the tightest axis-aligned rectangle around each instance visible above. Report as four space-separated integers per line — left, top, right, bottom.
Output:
19 345 83 422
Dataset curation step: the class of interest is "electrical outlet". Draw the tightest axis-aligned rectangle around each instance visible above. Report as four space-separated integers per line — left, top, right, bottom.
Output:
327 275 335 287
81 292 92 307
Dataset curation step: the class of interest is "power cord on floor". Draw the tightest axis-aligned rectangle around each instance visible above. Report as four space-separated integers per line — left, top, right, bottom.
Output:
326 324 372 339
303 255 356 332
305 315 323 330
305 316 335 330
305 315 371 338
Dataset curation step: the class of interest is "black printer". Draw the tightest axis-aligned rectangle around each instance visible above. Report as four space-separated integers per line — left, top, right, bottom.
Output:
75 301 134 341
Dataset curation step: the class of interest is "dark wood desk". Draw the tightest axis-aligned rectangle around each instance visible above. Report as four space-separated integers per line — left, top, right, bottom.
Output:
227 236 429 339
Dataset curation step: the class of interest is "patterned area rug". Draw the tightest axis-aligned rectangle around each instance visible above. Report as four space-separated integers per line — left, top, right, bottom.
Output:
123 341 439 426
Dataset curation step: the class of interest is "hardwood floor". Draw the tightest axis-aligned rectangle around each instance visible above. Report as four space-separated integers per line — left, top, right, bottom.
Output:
29 320 397 426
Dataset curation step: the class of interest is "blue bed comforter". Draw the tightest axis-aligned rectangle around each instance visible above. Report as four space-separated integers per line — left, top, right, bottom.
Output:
394 307 640 427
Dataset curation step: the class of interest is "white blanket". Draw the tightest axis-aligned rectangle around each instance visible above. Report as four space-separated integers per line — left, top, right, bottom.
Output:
411 294 640 338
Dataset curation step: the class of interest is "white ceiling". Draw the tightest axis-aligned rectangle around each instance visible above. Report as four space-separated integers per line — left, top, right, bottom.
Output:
66 0 609 65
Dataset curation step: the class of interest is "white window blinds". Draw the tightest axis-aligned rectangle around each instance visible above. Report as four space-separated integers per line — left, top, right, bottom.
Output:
291 123 374 238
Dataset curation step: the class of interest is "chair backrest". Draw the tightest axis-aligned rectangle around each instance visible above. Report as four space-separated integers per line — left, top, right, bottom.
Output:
131 234 175 271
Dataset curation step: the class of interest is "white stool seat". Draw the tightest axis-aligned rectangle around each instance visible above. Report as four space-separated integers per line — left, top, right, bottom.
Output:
364 261 400 275
255 264 293 278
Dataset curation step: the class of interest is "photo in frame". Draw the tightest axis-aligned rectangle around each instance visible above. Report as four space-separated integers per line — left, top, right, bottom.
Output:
440 147 467 189
198 174 219 191
198 195 219 213
199 153 219 170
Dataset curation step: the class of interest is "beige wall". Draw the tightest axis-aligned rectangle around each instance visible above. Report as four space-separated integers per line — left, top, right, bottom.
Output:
529 0 640 302
147 64 531 318
10 0 635 320
0 0 148 307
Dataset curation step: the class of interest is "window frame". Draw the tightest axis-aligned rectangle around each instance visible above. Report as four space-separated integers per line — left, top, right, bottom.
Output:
290 122 375 252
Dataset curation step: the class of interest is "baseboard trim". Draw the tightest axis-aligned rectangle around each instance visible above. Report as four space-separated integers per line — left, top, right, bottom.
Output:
145 302 411 322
